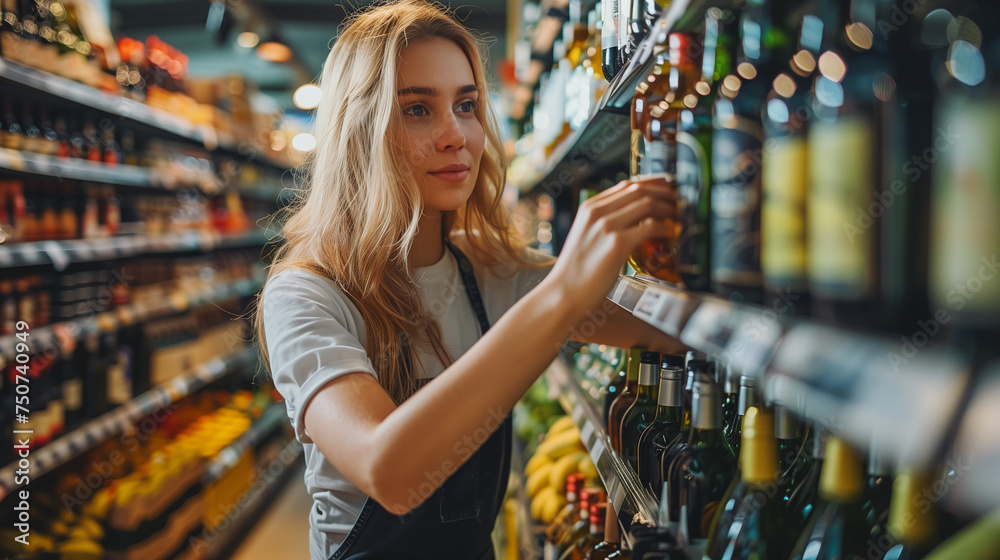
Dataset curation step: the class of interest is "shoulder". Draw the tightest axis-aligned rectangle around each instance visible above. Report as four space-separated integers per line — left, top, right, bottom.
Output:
262 268 361 322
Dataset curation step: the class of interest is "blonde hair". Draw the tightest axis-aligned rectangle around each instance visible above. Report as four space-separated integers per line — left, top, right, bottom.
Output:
256 0 533 404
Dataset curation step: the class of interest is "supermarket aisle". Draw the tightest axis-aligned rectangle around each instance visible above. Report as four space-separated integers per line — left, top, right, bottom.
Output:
230 462 313 560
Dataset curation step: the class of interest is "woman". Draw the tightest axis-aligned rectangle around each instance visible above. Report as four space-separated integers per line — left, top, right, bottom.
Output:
257 1 677 558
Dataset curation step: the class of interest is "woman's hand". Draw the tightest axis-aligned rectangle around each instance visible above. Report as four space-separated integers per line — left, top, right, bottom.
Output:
545 177 678 317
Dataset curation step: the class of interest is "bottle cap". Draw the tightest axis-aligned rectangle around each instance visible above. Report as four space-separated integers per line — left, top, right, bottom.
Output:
661 353 684 369
740 407 780 483
640 351 660 364
589 501 608 524
774 406 800 440
669 32 697 67
819 437 864 503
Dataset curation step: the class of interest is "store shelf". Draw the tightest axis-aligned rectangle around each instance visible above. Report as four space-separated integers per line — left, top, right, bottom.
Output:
0 229 271 269
521 0 716 196
0 58 287 170
0 348 258 501
204 403 288 483
546 356 658 547
0 274 263 363
0 148 285 202
606 274 971 473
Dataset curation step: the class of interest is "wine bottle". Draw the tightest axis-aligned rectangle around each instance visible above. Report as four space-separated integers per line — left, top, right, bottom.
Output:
669 374 737 543
725 375 760 458
559 489 606 553
785 425 826 536
704 406 790 560
882 469 938 560
637 359 683 496
546 474 588 560
562 501 608 560
620 351 661 472
603 347 627 422
788 437 868 560
601 0 620 81
608 348 645 455
861 439 893 560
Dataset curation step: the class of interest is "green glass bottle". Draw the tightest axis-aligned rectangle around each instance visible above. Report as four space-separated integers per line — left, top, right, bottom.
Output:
704 406 791 560
776 406 813 539
620 351 661 472
636 359 684 497
670 374 737 542
788 437 869 560
861 439 893 560
725 375 760 459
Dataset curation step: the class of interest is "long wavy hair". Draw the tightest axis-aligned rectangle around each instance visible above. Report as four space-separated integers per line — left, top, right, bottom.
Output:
255 0 533 404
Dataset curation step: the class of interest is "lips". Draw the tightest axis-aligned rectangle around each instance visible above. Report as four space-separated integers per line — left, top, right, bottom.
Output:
429 164 470 182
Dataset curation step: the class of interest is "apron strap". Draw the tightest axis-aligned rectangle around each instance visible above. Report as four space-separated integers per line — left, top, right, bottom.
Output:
446 242 491 335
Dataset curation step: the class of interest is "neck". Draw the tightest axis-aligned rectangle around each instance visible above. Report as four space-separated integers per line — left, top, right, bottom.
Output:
410 211 445 268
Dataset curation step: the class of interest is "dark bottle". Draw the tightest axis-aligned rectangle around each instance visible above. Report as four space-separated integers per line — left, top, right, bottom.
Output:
2 98 22 150
20 102 41 153
620 351 660 472
725 375 760 458
546 473 588 560
785 425 827 532
704 406 790 560
788 437 869 560
625 0 649 71
82 119 101 162
709 0 770 305
37 106 59 156
80 332 109 419
560 489 606 553
601 0 620 81
861 440 893 559
720 364 739 429
102 122 122 165
881 469 938 560
776 407 812 512
667 374 737 543
608 348 645 455
636 359 683 496
761 9 818 311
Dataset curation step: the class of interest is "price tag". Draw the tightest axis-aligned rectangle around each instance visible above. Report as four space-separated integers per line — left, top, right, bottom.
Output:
1 148 25 171
18 244 41 264
42 241 70 271
71 241 93 261
0 247 12 266
580 421 595 447
571 403 585 424
632 289 665 325
589 437 606 466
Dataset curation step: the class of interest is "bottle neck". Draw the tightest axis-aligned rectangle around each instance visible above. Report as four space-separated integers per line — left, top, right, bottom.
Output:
888 470 936 546
737 383 759 416
625 348 644 386
819 437 863 503
656 374 683 407
691 384 723 430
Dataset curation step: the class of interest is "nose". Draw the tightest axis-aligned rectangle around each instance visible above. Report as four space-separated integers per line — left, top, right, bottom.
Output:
433 114 466 152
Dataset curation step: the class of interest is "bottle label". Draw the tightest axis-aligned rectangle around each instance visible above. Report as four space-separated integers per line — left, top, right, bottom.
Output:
63 377 83 412
641 138 676 177
602 0 618 48
808 117 874 299
931 98 1000 316
617 0 630 53
677 130 710 278
711 116 763 287
762 133 808 288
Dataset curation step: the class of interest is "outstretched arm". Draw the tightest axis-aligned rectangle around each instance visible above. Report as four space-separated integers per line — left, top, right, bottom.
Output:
296 178 676 515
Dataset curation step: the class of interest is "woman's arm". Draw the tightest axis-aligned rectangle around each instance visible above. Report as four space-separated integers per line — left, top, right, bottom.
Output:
568 303 686 354
301 178 676 515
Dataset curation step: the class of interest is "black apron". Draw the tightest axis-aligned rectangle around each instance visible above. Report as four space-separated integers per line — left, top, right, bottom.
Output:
329 243 512 560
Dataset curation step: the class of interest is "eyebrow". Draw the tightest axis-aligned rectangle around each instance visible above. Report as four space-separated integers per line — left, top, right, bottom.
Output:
397 84 479 96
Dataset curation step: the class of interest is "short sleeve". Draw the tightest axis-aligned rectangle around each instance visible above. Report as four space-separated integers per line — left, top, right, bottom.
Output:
261 270 377 444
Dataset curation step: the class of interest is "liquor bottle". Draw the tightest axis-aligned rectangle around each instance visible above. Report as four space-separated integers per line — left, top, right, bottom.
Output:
711 0 790 305
788 437 868 560
720 364 739 428
862 440 893 558
603 347 627 422
625 0 648 67
929 1 1000 331
546 473 587 560
601 0 620 81
585 505 621 560
37 106 59 156
620 351 660 472
561 502 608 560
82 118 101 162
1 98 22 149
704 407 790 560
20 102 41 153
636 361 683 497
674 29 713 291
776 406 811 497
725 375 760 458
608 348 645 455
666 374 736 542
761 9 816 310
882 469 938 560
103 122 122 165
785 425 826 531
559 489 606 553
629 38 668 177
585 6 607 105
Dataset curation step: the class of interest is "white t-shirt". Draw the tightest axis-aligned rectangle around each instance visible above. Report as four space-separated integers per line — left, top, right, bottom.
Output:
261 236 552 559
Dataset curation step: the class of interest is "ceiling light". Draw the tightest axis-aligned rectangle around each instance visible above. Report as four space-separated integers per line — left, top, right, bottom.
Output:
292 133 317 152
257 40 292 63
237 31 260 48
293 84 322 110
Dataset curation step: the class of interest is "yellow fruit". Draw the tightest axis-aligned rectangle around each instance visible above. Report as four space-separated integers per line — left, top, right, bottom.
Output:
76 517 104 540
548 451 588 491
525 453 551 477
578 455 599 480
546 416 576 437
541 493 568 524
535 429 584 461
56 537 105 559
530 486 560 522
526 463 553 497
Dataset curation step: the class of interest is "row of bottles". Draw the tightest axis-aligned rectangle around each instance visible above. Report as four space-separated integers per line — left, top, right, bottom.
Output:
572 344 981 559
0 177 262 244
622 0 999 335
0 97 134 163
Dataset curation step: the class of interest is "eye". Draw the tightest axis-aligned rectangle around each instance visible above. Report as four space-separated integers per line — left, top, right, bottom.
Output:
404 104 428 117
456 100 477 114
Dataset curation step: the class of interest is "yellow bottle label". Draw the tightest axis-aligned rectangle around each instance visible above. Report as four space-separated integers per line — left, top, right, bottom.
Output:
762 134 808 287
808 118 874 299
930 98 1000 316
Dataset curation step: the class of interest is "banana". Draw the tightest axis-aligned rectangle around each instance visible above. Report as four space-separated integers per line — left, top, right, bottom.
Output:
546 416 577 437
535 429 584 461
524 453 551 477
548 451 588 491
577 455 599 480
526 462 554 497
56 537 106 559
531 486 561 522
541 492 568 525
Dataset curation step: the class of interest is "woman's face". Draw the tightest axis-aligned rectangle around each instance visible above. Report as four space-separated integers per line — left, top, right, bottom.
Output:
396 36 485 216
